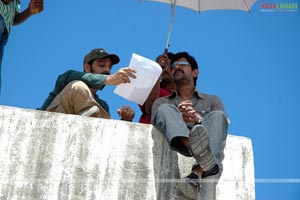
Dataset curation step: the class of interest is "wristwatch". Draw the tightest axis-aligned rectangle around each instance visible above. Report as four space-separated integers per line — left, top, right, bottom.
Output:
195 119 201 125
194 114 202 125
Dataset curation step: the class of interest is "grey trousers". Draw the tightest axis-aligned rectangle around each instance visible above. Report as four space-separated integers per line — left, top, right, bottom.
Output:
152 104 228 172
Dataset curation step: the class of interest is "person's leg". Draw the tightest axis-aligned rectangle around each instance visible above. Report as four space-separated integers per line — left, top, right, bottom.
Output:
200 110 228 174
0 15 8 93
152 104 191 156
189 110 228 175
177 111 228 199
46 80 111 119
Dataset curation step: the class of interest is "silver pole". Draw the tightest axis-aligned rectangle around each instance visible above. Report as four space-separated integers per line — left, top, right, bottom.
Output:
164 0 176 53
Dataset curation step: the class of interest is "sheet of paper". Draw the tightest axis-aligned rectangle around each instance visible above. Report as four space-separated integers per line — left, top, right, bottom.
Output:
113 53 162 105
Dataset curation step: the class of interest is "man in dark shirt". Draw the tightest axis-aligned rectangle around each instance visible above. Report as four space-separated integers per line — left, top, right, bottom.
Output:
40 48 136 121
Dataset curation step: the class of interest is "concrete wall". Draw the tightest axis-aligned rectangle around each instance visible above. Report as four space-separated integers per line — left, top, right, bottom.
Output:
0 105 255 200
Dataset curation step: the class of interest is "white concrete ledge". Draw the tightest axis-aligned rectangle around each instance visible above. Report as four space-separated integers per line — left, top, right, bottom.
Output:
0 105 255 200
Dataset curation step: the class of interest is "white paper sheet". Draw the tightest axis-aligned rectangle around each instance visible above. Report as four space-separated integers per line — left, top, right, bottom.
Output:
113 53 162 105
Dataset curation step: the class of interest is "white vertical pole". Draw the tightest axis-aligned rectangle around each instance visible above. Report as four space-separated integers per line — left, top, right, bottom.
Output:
164 0 176 53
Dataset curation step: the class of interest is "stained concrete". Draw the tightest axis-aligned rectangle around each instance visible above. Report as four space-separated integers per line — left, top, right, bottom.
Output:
0 105 255 200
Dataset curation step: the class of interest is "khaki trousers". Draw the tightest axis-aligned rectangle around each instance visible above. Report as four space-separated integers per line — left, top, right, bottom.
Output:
46 80 111 119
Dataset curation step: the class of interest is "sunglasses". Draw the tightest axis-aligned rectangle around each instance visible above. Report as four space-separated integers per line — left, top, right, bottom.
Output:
171 61 191 68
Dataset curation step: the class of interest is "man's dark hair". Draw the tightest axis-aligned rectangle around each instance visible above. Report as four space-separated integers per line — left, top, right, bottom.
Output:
155 52 175 62
171 52 198 86
83 60 94 73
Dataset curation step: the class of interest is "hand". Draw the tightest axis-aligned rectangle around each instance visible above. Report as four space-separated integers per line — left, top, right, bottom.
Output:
29 0 44 14
104 67 136 85
177 100 202 124
117 106 135 121
157 54 171 71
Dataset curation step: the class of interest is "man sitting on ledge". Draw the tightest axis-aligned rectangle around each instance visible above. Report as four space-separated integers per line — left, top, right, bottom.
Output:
39 48 136 121
151 51 229 199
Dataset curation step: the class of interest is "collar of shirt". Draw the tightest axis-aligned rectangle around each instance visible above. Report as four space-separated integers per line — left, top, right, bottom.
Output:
166 88 205 100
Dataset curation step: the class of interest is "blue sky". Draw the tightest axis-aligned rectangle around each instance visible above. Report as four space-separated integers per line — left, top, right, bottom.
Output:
0 0 299 199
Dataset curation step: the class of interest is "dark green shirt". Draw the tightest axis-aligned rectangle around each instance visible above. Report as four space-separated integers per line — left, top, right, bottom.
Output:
39 70 109 113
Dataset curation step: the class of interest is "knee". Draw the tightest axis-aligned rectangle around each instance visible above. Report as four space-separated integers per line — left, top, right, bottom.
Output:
207 110 228 124
152 104 179 124
66 81 91 94
157 104 179 116
63 80 92 98
69 80 89 91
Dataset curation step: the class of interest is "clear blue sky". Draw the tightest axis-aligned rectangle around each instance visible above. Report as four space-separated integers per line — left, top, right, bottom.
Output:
0 0 299 199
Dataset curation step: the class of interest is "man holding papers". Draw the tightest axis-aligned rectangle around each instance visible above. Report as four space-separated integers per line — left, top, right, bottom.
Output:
39 48 136 121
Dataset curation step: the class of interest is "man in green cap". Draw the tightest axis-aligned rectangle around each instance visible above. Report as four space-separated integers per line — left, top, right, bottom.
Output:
40 48 136 121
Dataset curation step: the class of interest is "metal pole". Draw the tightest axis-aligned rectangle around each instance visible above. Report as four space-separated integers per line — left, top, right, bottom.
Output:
164 0 176 54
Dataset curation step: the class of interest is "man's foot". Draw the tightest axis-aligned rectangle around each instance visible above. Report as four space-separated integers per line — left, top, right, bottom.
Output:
202 164 219 179
78 106 99 117
188 125 217 172
176 172 200 200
